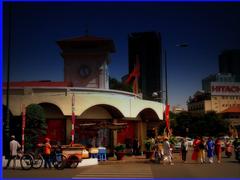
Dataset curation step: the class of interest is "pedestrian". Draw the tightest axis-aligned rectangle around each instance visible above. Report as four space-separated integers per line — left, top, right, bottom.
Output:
133 138 139 155
199 137 206 163
163 137 174 165
206 137 215 163
181 137 188 163
44 137 52 168
191 136 201 162
215 137 222 163
4 135 21 169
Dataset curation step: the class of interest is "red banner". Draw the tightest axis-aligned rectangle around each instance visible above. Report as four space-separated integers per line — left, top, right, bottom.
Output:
165 104 170 131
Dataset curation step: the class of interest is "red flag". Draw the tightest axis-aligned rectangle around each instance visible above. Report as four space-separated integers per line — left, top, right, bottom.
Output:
124 55 140 94
165 104 170 131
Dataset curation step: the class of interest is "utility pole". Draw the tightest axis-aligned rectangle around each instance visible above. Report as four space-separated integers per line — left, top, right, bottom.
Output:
5 3 13 142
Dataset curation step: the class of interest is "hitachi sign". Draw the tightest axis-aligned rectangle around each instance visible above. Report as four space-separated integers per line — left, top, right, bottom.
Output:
212 86 240 93
211 82 240 95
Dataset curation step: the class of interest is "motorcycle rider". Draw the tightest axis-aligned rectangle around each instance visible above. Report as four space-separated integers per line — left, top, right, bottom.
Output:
233 138 240 161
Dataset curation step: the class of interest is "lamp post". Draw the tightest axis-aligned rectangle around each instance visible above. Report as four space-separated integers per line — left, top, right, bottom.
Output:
163 43 189 137
5 3 13 142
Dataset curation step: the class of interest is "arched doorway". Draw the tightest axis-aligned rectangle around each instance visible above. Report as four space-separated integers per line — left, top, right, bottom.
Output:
76 104 124 148
39 103 65 145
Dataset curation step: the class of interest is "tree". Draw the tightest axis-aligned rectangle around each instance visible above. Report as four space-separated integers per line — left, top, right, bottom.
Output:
204 111 229 137
171 111 229 138
25 104 47 151
109 77 132 92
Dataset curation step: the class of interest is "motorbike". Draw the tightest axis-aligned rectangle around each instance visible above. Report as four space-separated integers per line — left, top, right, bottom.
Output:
225 143 232 158
235 145 240 162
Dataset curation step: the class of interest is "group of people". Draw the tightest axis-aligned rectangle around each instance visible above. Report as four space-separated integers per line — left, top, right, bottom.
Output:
4 135 54 169
153 136 174 165
153 135 237 165
187 136 226 164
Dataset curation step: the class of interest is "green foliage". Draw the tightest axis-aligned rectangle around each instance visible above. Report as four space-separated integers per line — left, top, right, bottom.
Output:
171 111 229 137
114 144 125 152
144 138 154 151
25 104 47 151
109 77 132 92
169 136 177 145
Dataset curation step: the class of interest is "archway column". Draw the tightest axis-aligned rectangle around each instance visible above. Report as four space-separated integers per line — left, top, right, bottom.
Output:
113 119 118 147
138 120 147 153
66 116 72 144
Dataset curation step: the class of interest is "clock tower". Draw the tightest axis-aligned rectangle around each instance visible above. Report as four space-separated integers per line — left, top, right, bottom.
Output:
57 35 115 89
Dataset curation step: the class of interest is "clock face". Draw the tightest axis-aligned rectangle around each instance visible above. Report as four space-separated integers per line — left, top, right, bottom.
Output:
79 65 91 78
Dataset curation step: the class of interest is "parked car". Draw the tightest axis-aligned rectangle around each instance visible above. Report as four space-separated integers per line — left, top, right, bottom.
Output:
186 137 193 147
173 141 182 153
173 136 183 153
172 136 193 152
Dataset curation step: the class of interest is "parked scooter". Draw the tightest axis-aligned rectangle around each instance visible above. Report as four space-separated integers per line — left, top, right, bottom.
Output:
225 141 232 158
235 145 240 162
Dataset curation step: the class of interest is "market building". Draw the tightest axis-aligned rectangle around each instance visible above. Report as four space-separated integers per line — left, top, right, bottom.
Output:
3 35 164 152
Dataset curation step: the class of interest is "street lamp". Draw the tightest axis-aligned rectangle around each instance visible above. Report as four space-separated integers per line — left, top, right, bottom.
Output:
164 43 189 137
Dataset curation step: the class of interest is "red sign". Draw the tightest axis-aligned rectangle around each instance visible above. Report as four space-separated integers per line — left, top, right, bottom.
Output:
212 86 240 93
211 82 240 96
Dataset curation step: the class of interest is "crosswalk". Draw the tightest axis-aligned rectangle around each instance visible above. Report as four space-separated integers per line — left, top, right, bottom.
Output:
72 164 153 178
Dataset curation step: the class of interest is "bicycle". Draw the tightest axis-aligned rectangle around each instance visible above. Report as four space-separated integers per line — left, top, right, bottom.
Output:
4 150 33 170
32 144 67 170
27 148 44 169
18 150 34 170
49 146 67 170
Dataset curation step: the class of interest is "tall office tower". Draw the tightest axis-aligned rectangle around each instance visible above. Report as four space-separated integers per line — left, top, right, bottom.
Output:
128 32 163 101
219 49 240 81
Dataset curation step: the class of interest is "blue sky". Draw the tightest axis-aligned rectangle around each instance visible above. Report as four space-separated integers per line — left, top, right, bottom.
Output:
3 2 240 108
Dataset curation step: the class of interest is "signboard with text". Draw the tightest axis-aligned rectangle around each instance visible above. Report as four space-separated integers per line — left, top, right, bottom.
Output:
211 82 240 96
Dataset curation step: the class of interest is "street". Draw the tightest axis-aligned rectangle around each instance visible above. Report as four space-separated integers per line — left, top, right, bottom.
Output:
3 151 240 178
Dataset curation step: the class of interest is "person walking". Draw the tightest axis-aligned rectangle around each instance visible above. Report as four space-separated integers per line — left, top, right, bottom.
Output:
4 135 21 169
44 137 52 168
215 137 222 163
181 137 188 163
199 137 206 163
133 138 139 156
206 137 215 163
163 137 174 165
192 136 201 163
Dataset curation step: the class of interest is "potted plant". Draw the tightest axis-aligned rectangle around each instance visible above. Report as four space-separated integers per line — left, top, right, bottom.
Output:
114 144 125 160
144 138 154 159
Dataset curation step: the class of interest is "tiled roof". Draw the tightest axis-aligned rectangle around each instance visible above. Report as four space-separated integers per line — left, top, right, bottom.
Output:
221 106 240 113
3 81 72 87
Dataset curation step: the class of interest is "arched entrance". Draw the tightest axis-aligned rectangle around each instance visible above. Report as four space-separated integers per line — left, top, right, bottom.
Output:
75 104 124 148
39 103 65 145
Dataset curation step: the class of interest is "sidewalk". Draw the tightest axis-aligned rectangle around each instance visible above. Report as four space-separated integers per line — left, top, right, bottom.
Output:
2 156 98 169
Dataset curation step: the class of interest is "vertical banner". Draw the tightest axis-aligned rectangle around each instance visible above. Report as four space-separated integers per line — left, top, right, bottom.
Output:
21 104 26 152
165 104 170 133
71 93 75 145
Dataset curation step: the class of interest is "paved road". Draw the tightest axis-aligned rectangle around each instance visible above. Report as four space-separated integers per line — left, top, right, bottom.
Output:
3 151 240 178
